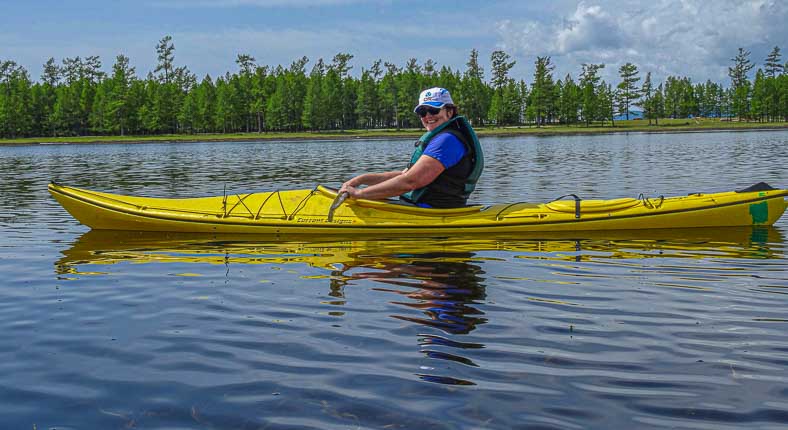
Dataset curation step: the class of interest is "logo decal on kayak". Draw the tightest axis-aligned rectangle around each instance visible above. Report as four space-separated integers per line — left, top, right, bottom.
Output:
296 217 352 224
749 202 768 224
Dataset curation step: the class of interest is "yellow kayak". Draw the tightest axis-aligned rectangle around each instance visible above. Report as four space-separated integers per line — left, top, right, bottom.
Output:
48 182 788 235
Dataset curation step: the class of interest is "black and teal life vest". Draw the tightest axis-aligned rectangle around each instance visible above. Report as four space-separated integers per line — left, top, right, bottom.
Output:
400 116 484 208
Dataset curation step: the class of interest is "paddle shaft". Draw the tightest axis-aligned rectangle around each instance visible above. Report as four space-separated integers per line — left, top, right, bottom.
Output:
327 192 349 222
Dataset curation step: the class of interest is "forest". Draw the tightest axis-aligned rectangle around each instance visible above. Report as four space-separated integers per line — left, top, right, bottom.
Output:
0 37 786 139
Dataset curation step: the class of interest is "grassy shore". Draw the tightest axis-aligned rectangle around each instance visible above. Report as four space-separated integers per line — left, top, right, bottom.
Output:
2 118 786 145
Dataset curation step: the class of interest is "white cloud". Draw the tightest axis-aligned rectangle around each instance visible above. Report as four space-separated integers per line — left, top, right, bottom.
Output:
496 0 788 84
555 3 624 53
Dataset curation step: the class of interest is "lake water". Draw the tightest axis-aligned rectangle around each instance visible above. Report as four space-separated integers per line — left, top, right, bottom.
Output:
1 130 787 429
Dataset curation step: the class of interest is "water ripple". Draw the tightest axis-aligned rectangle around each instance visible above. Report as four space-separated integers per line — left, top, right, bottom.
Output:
2 132 788 428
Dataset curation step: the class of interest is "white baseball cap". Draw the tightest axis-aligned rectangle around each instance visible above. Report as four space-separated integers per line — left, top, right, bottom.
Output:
414 87 454 112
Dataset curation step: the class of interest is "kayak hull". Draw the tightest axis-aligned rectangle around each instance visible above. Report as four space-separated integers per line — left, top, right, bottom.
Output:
49 183 788 235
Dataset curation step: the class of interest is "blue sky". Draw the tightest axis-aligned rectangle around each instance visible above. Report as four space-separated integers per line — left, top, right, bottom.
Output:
2 0 786 86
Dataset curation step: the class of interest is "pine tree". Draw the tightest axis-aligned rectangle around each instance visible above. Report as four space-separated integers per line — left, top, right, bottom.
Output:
616 62 640 120
61 57 83 85
701 80 721 117
265 72 286 132
324 66 344 130
530 56 554 127
105 54 136 135
778 73 788 121
331 52 355 130
517 79 529 125
355 68 377 129
214 77 233 133
679 78 697 118
379 62 399 129
302 59 326 130
764 46 783 78
728 48 754 120
367 60 384 127
460 49 488 126
488 50 516 126
579 63 604 126
397 58 421 129
154 36 175 84
251 66 272 132
52 82 82 136
235 54 257 132
502 79 521 125
558 74 580 125
0 62 34 137
284 57 309 131
195 75 216 133
653 83 665 124
750 69 766 122
178 90 198 133
640 72 654 125
41 57 60 86
36 58 60 136
139 76 161 134
598 82 614 126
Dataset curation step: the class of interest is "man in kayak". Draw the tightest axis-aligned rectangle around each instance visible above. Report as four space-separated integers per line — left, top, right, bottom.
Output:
339 87 484 208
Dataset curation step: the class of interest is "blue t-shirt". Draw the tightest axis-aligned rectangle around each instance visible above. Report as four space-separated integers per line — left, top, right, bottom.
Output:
412 132 467 208
421 132 466 169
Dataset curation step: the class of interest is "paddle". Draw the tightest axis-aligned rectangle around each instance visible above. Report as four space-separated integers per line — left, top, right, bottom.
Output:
327 191 349 222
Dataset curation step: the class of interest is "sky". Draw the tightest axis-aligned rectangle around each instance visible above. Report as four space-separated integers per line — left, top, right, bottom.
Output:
2 0 786 86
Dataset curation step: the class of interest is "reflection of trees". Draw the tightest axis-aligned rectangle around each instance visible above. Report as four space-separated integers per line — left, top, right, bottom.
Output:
0 157 36 212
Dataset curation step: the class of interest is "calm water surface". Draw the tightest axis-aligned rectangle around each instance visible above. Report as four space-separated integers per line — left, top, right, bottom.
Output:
1 130 787 429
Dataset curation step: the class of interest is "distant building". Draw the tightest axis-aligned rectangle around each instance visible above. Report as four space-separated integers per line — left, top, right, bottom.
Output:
613 110 644 121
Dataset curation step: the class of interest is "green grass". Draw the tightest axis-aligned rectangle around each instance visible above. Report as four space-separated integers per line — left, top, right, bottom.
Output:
479 118 788 136
1 119 786 145
0 129 423 145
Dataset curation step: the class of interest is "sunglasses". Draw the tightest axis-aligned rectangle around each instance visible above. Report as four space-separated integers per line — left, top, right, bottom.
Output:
416 106 442 117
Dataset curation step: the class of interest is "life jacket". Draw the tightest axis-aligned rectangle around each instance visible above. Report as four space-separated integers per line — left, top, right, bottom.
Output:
400 116 484 208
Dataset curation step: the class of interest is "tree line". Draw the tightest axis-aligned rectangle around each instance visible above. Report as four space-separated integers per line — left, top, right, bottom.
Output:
0 37 786 139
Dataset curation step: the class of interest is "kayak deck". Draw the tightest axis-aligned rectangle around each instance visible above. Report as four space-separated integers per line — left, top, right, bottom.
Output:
49 182 788 234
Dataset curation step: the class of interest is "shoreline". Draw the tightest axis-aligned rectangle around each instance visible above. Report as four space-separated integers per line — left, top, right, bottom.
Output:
3 122 787 146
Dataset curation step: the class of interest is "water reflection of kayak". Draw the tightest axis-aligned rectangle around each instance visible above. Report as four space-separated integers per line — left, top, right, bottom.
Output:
54 227 785 387
49 182 787 234
55 227 784 275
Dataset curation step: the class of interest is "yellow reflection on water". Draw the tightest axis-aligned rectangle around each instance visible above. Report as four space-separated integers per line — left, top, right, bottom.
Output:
55 227 784 386
56 227 784 274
